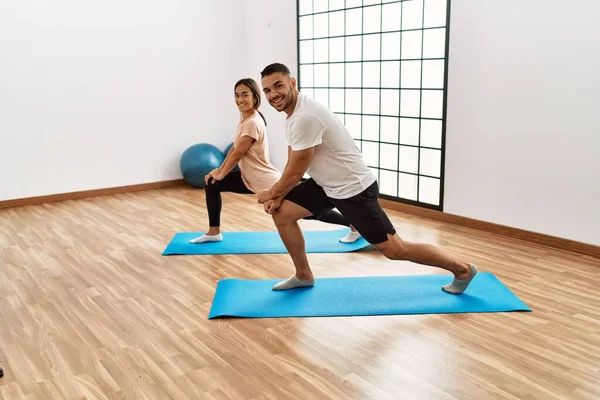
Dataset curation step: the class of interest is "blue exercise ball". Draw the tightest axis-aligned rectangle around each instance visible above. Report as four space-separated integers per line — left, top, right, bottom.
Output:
180 143 225 188
223 142 240 172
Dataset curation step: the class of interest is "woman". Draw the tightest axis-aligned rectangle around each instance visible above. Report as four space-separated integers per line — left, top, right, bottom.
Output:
190 78 360 244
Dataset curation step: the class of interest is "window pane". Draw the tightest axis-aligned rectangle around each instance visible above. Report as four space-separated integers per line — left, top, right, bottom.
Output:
363 34 381 60
421 119 442 148
314 64 328 87
423 28 446 58
314 0 328 13
330 89 345 113
380 143 398 170
382 3 402 31
346 36 362 61
362 115 379 141
363 89 380 115
346 62 362 87
382 32 401 60
399 146 418 173
299 0 312 16
399 118 419 145
421 90 443 118
330 63 345 87
346 8 362 35
381 89 400 116
381 61 400 88
400 89 420 117
398 173 418 201
330 37 345 62
362 141 379 168
314 89 329 107
419 176 440 205
330 10 345 37
346 0 362 7
363 0 382 5
402 0 424 31
381 116 399 143
300 65 313 87
346 114 362 139
402 30 422 59
401 60 421 89
314 13 329 38
302 88 314 99
300 40 313 64
363 62 380 88
380 169 398 197
419 148 441 177
424 0 447 28
314 39 329 62
299 16 313 40
330 0 345 11
364 5 382 34
422 60 445 88
345 89 362 113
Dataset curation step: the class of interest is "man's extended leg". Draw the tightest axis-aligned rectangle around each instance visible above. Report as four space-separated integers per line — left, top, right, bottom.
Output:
271 200 316 290
372 233 476 293
332 182 478 294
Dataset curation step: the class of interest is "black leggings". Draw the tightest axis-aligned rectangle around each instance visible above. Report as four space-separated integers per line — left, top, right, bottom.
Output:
204 172 352 228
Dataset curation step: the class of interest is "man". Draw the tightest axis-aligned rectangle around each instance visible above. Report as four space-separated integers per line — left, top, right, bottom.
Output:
257 62 478 293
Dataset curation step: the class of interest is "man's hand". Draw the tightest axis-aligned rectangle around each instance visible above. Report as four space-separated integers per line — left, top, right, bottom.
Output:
257 189 273 204
264 197 283 214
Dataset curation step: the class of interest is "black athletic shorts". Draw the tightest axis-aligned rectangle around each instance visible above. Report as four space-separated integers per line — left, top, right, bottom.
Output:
284 178 396 244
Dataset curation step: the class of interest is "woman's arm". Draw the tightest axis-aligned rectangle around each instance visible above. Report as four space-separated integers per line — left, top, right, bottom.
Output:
214 136 255 179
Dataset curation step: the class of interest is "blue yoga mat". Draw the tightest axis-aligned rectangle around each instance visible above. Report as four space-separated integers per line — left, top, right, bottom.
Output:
162 228 370 255
208 272 531 319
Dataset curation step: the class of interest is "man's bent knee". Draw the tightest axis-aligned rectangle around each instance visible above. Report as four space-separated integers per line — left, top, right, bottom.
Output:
272 200 311 227
272 210 298 227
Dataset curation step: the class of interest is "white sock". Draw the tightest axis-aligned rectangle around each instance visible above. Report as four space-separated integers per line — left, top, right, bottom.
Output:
189 233 223 244
272 276 315 291
442 264 478 294
339 230 361 243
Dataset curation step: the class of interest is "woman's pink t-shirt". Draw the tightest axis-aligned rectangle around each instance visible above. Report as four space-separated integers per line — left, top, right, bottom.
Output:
235 111 281 193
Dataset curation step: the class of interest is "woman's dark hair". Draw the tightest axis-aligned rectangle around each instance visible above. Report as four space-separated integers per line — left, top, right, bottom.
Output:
234 78 267 126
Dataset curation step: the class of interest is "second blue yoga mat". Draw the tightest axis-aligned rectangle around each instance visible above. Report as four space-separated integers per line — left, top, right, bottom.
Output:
208 272 532 319
162 228 370 255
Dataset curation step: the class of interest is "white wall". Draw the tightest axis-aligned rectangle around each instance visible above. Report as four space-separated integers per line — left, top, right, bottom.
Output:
0 0 246 201
444 0 600 245
243 0 298 172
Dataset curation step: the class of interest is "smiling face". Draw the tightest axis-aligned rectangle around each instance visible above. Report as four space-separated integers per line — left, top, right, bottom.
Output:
261 72 298 116
234 83 256 114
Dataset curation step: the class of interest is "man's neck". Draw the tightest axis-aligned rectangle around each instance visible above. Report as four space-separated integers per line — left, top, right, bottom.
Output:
284 91 300 118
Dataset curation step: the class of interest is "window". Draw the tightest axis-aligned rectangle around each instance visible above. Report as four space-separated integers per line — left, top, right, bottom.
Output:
297 0 450 210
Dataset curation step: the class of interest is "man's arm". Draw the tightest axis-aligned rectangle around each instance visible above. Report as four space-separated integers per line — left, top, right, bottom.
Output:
258 115 323 205
269 146 314 198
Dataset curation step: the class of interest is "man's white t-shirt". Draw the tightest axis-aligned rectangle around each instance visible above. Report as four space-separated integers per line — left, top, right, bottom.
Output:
285 92 376 199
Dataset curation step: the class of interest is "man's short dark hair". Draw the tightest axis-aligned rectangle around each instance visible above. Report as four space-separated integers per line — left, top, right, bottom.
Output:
260 63 291 78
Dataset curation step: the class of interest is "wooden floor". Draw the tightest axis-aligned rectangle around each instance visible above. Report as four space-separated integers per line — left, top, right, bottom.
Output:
0 186 598 400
